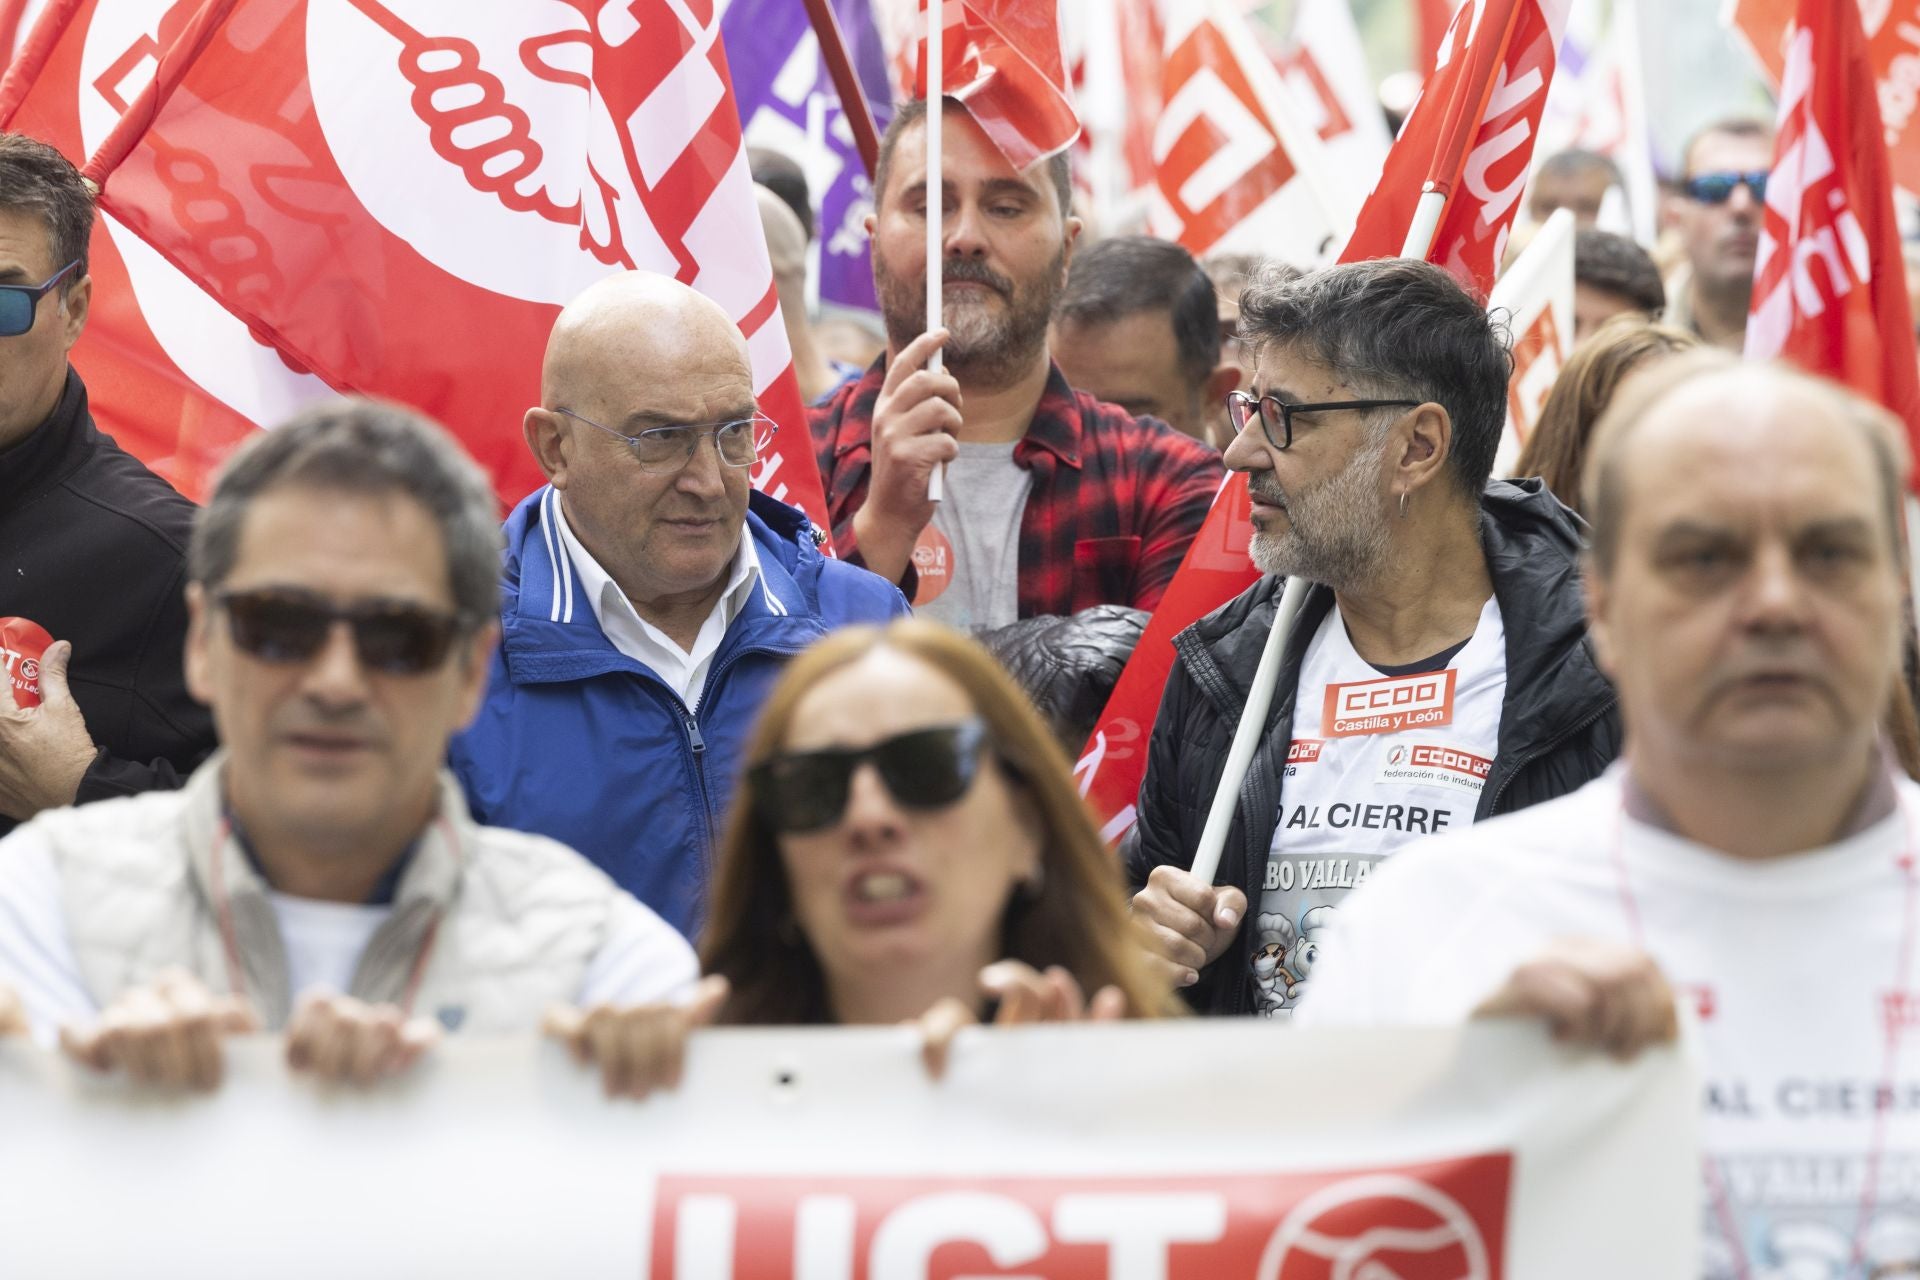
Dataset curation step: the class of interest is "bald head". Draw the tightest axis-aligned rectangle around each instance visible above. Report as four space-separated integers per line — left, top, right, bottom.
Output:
540 272 751 410
1584 354 1910 576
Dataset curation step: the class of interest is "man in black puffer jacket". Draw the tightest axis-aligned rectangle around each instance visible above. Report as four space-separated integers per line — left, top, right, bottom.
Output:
1127 260 1620 1017
0 134 214 839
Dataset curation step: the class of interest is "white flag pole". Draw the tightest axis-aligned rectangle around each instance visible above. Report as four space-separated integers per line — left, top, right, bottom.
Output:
925 0 946 503
1185 197 1453 888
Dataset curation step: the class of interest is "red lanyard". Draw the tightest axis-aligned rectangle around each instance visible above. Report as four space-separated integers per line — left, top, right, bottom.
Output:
205 817 454 1017
1607 793 1919 1279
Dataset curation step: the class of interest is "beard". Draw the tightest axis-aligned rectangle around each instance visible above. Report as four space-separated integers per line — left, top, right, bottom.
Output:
875 248 1064 388
1247 445 1393 593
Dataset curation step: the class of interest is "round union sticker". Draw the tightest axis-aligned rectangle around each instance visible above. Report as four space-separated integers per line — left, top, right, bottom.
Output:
911 524 955 606
0 617 55 710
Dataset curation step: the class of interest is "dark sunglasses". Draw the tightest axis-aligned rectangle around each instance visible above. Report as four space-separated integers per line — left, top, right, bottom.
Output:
749 720 991 834
216 588 467 675
0 261 81 338
1684 170 1768 205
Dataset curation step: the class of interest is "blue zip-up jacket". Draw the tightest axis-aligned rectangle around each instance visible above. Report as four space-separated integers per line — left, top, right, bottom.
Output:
449 487 909 939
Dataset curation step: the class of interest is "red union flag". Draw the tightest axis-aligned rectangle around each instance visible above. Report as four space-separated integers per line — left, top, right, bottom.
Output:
1352 0 1571 290
1730 0 1920 199
0 0 322 501
1076 0 1569 844
649 1161 1513 1278
1150 0 1345 261
76 0 835 528
914 0 1078 169
1744 0 1920 456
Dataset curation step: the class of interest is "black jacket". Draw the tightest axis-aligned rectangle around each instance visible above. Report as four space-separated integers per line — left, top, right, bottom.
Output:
1126 479 1622 1015
0 369 215 838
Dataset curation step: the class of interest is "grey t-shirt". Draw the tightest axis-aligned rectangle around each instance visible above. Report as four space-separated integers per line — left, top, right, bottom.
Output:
911 441 1031 630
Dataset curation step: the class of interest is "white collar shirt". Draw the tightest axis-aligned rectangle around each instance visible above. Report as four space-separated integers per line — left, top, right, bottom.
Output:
551 494 763 712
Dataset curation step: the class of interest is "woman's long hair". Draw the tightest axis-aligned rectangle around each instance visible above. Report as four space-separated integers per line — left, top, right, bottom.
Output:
700 619 1179 1024
1515 318 1698 517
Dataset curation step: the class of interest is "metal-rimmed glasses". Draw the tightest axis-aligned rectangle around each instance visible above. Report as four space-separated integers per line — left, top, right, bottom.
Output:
0 260 80 338
555 407 774 475
1226 391 1420 450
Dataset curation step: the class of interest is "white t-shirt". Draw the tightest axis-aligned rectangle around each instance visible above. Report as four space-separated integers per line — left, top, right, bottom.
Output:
1250 595 1506 1018
1298 766 1920 1277
0 837 698 1046
552 491 762 712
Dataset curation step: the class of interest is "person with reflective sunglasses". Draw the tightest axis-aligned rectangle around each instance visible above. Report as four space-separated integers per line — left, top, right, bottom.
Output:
1663 116 1774 352
1126 260 1621 1018
541 619 1179 1097
449 273 907 943
0 133 216 837
0 400 702 1091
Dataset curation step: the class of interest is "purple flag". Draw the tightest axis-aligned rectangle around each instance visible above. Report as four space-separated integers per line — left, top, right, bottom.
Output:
725 0 892 316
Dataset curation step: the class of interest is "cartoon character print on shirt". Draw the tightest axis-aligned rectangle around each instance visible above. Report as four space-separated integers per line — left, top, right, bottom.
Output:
1251 905 1336 1020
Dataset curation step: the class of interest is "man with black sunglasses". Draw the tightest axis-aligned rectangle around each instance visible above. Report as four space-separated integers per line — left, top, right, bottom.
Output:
0 400 701 1090
1664 116 1775 352
449 273 907 941
0 133 215 838
1126 260 1622 1017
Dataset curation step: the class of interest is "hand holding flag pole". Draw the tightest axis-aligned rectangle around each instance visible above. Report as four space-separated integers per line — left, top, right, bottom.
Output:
1185 0 1533 888
926 0 946 504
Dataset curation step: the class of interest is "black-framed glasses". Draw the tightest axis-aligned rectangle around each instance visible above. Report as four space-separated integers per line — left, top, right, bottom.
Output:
1227 392 1420 450
749 720 990 834
1683 170 1768 205
216 588 468 675
0 260 80 338
555 407 772 476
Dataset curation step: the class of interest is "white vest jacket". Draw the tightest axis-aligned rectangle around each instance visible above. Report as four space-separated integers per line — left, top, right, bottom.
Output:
30 754 689 1031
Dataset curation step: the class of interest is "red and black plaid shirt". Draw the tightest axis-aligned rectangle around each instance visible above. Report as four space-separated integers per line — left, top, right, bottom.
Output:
809 360 1224 617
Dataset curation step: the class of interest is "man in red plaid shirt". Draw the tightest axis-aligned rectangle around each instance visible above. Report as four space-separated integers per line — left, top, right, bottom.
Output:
809 100 1223 627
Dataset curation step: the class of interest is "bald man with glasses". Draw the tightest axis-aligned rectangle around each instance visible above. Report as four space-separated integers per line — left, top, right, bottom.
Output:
449 273 908 940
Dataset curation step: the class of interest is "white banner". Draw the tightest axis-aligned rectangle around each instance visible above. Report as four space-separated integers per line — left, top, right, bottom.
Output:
0 1021 1697 1277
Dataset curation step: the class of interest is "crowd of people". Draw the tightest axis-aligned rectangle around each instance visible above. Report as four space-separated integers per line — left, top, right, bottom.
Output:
2 76 1917 1272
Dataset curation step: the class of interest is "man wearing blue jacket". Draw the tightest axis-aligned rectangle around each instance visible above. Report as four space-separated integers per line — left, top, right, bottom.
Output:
451 274 908 939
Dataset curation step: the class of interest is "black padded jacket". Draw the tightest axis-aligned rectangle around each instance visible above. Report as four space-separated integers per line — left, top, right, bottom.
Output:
0 369 215 839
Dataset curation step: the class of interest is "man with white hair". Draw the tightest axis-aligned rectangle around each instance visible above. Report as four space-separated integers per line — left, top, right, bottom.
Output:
1298 353 1920 1275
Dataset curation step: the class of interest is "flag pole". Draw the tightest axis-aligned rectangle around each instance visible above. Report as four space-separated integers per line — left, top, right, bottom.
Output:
800 0 880 177
1185 0 1526 888
925 0 946 503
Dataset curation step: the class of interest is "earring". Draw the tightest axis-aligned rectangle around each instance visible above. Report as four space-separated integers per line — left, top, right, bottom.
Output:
1398 490 1410 520
1020 863 1047 901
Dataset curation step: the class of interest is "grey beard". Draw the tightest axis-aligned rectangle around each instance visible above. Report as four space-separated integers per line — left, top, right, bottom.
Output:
1247 449 1393 593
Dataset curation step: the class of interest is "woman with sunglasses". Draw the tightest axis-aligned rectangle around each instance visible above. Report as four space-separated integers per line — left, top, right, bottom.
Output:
546 620 1177 1095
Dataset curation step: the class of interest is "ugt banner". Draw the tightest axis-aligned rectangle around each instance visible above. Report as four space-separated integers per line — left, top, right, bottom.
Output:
0 1022 1698 1276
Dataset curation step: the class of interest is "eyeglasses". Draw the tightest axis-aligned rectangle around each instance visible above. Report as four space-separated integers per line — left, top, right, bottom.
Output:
0 260 80 338
555 407 772 475
1683 170 1768 205
215 588 467 675
1226 392 1420 451
749 720 991 834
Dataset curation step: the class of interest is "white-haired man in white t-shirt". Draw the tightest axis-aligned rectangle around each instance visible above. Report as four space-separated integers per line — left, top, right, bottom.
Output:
1298 351 1920 1276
